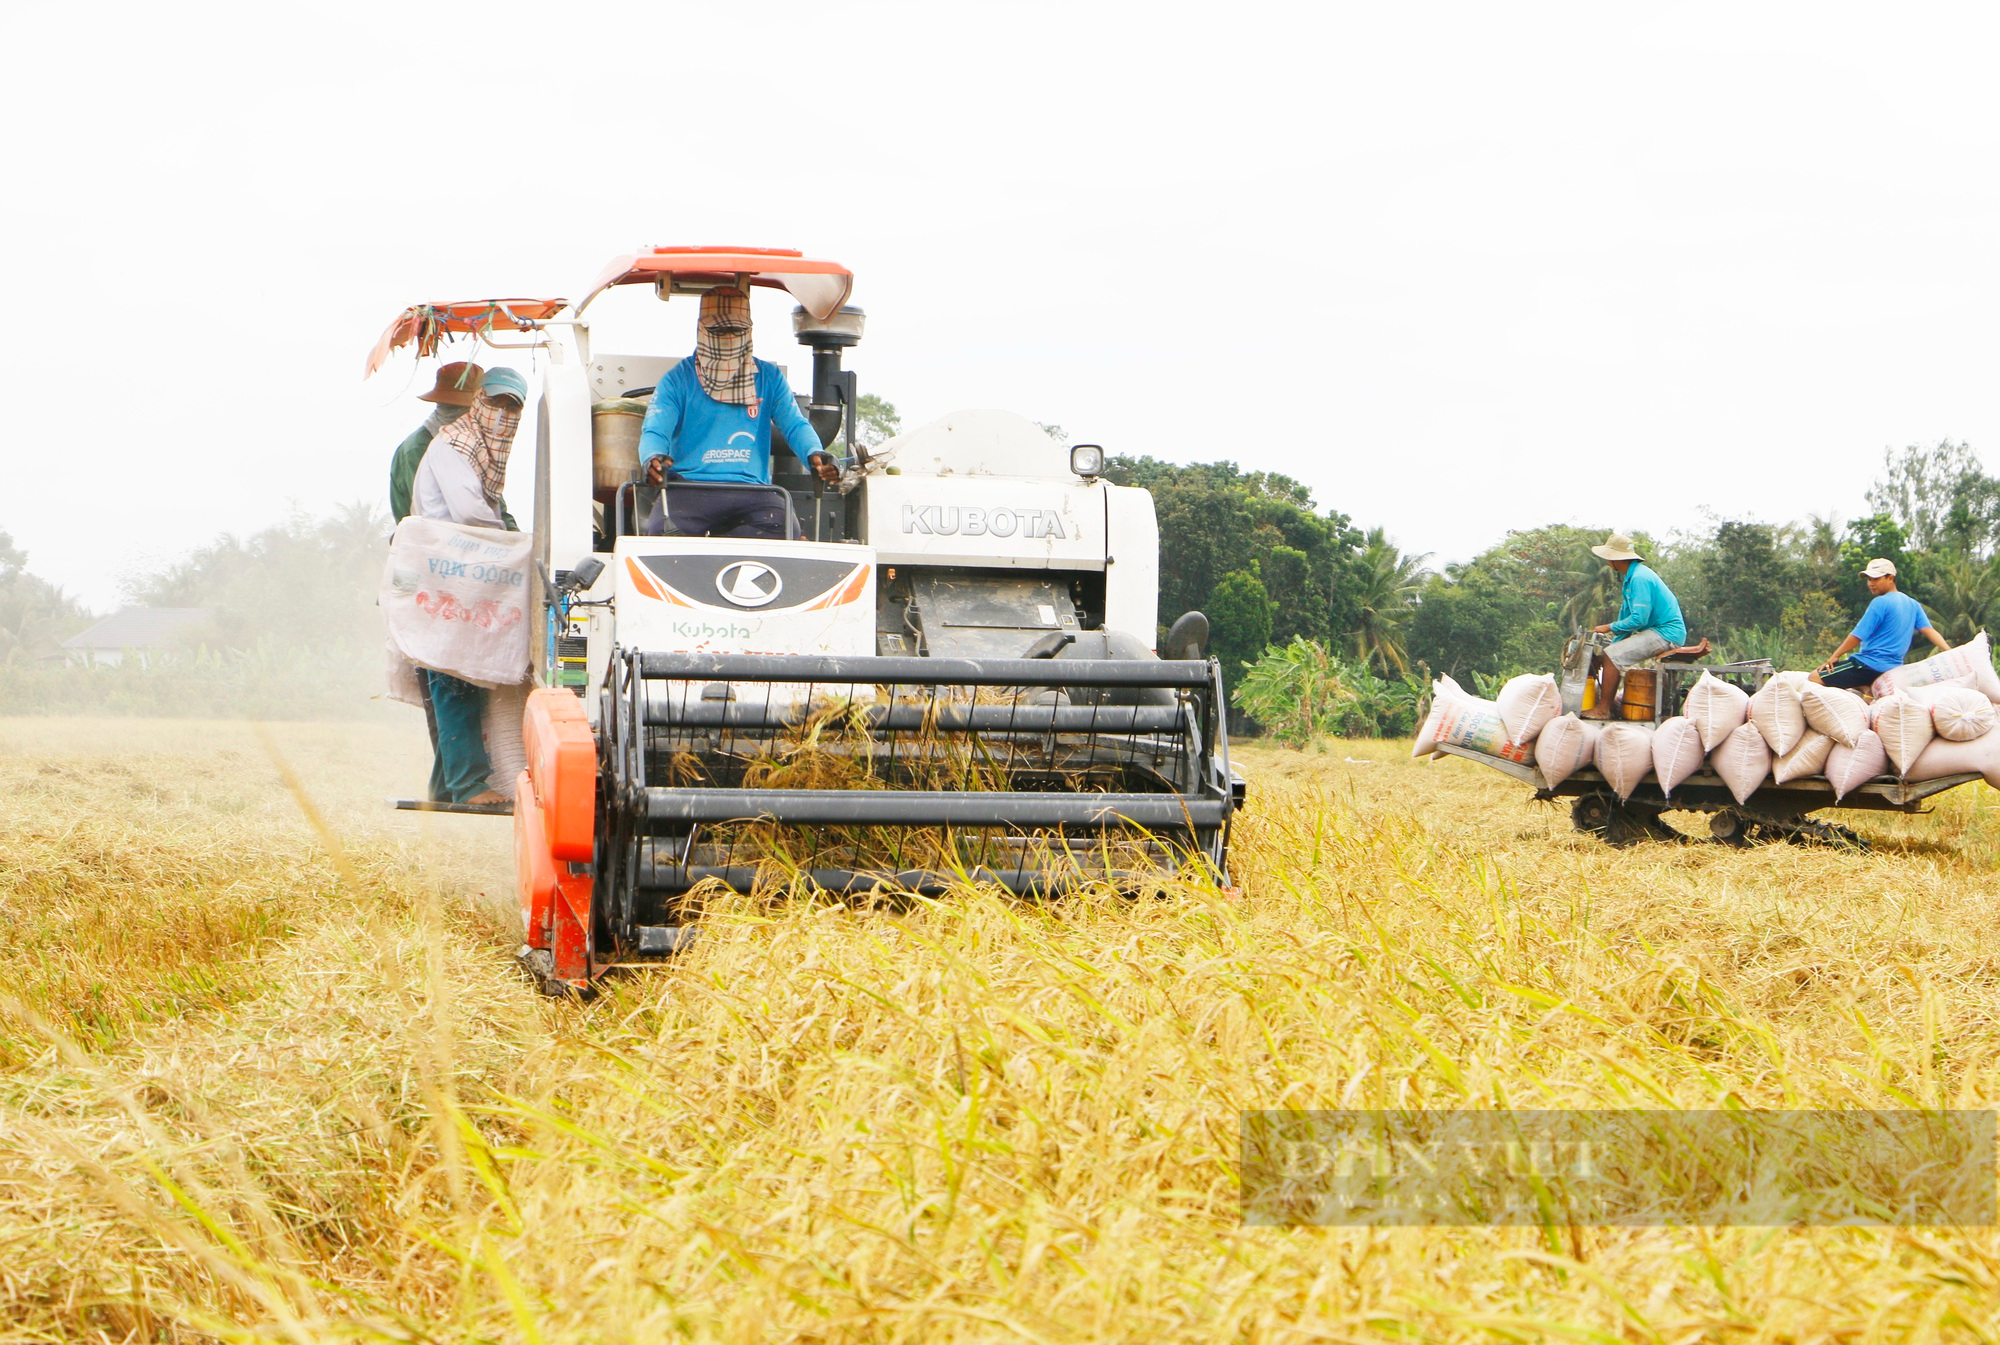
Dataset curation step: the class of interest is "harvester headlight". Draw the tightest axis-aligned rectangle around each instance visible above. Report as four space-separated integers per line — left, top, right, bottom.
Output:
1070 443 1105 480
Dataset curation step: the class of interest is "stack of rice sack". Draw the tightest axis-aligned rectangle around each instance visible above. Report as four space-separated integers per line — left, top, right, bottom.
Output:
1411 632 2000 802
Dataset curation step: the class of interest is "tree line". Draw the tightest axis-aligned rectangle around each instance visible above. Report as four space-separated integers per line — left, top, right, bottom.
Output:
1108 441 2000 743
4 434 1990 731
0 507 388 717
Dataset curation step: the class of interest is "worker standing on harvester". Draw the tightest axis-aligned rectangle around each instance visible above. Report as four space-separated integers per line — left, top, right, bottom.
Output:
1583 532 1685 720
389 362 484 522
409 367 527 806
389 361 483 803
638 287 843 538
1811 558 1951 688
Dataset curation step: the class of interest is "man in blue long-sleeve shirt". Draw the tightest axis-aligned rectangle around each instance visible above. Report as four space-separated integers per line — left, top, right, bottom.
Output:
1584 532 1686 719
637 288 844 538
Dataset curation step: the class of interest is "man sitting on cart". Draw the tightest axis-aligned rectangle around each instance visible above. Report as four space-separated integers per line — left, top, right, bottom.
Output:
1584 532 1686 720
1811 557 1950 688
638 286 844 539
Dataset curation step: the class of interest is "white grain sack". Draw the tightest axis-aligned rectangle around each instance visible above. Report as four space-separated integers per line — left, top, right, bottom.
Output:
1799 683 1869 748
1824 730 1888 802
1412 676 1470 757
1908 732 2000 788
1414 692 1534 764
1870 693 1935 777
1535 714 1599 789
1772 730 1834 784
1495 672 1563 748
1683 671 1750 751
1747 674 1807 757
1651 716 1707 799
1918 685 1997 742
1598 722 1657 801
1709 721 1773 805
1871 631 2000 702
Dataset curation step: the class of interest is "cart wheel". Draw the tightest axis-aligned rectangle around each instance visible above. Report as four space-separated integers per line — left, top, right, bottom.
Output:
1783 817 1870 852
1572 794 1680 847
1709 811 1752 846
1571 794 1614 839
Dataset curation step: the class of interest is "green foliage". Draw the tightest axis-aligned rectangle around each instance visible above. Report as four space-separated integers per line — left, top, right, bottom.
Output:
855 394 902 448
1231 638 1351 745
1837 514 1914 617
1867 440 2000 556
1232 638 1423 744
1406 524 1638 681
1102 455 1368 649
1350 528 1430 676
1778 591 1850 668
123 503 387 655
3 507 386 718
0 531 91 664
1207 567 1273 687
1693 521 1789 634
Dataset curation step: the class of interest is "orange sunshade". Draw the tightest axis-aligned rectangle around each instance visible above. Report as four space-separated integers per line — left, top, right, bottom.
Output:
577 246 852 319
363 298 569 378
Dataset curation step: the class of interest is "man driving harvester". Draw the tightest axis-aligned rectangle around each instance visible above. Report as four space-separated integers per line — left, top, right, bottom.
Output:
638 286 845 538
1584 531 1686 720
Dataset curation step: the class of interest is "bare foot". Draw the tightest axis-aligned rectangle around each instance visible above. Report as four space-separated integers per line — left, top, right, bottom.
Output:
465 790 511 807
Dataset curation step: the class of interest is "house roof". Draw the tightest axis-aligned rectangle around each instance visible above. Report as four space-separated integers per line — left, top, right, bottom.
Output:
60 607 213 651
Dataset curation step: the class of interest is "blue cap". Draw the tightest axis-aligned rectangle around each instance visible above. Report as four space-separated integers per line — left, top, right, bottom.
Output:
481 367 529 403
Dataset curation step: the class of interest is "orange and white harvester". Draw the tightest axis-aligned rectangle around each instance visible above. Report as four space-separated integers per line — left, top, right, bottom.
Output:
369 247 1238 993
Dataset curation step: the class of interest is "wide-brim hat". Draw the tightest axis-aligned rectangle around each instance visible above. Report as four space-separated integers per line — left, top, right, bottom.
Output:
418 362 485 406
1590 532 1643 562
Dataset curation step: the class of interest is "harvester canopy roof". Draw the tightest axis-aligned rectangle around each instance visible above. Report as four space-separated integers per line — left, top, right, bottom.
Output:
578 246 853 319
364 299 570 378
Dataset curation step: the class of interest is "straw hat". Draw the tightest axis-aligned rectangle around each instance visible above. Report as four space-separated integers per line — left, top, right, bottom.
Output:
1590 532 1642 562
418 362 485 406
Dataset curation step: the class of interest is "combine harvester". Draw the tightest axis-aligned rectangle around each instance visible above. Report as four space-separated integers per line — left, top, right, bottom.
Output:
1427 631 1993 850
370 247 1238 992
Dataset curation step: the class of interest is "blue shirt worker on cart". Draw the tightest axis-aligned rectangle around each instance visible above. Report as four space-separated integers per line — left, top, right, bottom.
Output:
1584 532 1687 720
1811 558 1950 688
637 287 844 539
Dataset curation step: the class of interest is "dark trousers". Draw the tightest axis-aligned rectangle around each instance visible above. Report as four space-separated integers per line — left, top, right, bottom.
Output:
1819 656 1885 690
645 488 791 539
419 672 446 802
423 669 492 802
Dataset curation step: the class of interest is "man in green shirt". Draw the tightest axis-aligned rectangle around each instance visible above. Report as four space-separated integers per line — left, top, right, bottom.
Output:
389 362 484 522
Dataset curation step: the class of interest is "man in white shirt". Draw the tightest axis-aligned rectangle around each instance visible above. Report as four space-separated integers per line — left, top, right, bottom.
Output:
410 367 527 805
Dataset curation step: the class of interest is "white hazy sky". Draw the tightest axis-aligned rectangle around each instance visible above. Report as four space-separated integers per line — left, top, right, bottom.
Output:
3 2 1996 609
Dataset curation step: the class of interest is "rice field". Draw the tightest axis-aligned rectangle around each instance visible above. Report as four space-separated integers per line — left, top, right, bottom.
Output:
6 714 2000 1341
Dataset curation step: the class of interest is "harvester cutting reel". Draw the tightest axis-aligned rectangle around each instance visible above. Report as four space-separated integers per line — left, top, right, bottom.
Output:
514 648 1239 994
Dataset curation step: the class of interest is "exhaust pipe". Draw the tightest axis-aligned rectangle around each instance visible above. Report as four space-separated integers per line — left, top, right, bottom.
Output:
793 304 866 460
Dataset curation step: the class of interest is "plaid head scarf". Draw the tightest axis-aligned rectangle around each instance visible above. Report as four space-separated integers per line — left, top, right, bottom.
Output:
432 390 522 508
694 288 758 414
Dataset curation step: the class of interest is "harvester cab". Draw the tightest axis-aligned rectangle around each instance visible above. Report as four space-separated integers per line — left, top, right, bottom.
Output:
370 247 1239 993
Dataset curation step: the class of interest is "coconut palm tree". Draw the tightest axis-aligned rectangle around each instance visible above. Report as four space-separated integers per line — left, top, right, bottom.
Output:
1922 553 2000 644
1556 539 1621 632
1350 528 1431 676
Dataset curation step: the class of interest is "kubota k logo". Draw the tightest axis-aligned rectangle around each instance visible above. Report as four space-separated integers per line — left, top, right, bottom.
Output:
715 561 782 608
